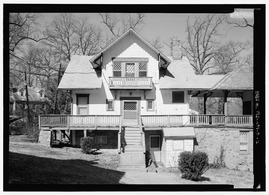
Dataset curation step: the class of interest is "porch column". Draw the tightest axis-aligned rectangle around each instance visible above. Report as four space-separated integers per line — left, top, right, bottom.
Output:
203 94 207 114
84 129 87 137
223 90 229 115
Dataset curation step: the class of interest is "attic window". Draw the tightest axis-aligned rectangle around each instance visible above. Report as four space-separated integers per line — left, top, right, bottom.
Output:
172 91 184 103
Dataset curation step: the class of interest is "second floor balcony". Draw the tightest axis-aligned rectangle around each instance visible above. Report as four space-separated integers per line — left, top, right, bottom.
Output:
109 77 152 89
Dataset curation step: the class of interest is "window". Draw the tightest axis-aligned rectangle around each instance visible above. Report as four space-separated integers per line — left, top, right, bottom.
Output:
172 91 184 103
106 99 114 111
113 62 122 77
240 131 249 152
147 99 154 111
95 136 107 144
139 62 147 77
125 63 135 77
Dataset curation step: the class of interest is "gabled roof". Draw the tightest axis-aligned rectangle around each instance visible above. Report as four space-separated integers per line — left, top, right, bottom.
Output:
90 28 171 67
159 56 224 89
210 64 253 91
58 55 102 90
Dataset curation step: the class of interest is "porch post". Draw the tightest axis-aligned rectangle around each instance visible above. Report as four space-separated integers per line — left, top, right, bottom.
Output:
223 90 229 115
203 94 207 114
84 129 87 137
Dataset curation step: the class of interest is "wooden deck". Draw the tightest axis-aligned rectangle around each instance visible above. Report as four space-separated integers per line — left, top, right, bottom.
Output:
39 114 253 129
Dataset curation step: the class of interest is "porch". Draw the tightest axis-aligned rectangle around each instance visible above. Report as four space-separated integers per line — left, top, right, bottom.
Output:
39 114 253 129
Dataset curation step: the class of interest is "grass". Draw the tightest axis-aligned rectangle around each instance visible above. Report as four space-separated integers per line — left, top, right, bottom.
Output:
9 135 124 184
8 135 254 188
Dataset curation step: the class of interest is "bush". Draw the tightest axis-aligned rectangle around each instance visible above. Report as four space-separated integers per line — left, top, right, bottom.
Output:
178 151 209 181
80 137 99 154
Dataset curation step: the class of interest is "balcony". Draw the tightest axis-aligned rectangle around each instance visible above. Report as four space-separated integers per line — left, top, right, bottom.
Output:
109 77 152 89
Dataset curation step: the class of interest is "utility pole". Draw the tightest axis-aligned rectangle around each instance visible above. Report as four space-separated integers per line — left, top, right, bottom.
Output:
54 63 62 114
24 71 31 124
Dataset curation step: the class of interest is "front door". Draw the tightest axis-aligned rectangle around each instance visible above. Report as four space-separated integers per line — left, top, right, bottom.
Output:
150 135 161 162
123 100 139 125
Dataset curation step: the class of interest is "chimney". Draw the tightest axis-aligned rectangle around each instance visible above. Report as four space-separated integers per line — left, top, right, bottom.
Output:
171 38 183 60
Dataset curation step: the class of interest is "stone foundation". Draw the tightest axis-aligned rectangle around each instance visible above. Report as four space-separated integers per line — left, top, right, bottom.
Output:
194 127 253 171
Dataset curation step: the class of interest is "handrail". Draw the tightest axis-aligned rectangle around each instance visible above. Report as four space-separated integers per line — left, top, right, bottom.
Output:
140 116 146 154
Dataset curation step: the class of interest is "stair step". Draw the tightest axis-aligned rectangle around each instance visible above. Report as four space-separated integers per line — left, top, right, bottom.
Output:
125 136 141 139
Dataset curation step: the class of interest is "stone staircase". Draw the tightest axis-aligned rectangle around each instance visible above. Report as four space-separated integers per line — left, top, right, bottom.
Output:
118 127 145 170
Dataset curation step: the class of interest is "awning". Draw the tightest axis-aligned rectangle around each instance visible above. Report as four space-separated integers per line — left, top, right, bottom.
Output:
163 127 196 138
102 77 114 101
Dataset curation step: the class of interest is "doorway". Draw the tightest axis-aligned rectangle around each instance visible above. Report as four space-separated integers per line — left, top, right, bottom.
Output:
149 135 161 162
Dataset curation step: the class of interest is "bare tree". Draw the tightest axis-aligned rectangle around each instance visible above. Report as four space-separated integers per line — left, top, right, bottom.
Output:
213 41 250 74
99 13 145 45
44 13 78 62
74 17 103 56
149 36 164 51
9 13 45 54
182 15 225 75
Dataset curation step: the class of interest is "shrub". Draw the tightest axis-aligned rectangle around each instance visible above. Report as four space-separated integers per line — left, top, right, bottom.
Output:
178 151 209 181
80 137 99 154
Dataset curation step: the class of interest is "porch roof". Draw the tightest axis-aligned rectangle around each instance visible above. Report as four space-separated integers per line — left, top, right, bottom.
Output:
58 55 102 90
163 127 196 138
210 64 253 91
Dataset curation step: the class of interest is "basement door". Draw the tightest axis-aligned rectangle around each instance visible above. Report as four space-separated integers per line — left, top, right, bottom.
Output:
149 135 161 162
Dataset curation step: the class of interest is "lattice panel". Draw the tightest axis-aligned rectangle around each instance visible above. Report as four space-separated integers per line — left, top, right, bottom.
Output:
107 101 113 110
124 102 137 110
139 62 147 70
126 63 135 73
113 62 121 71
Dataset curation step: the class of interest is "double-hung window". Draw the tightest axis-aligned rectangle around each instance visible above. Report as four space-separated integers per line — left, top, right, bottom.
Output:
113 62 122 77
240 131 249 152
172 91 185 103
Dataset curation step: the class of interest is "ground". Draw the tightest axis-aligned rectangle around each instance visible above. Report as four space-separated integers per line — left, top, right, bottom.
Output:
8 135 253 188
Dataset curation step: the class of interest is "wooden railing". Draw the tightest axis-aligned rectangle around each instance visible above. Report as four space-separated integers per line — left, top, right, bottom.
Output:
40 115 121 128
225 115 253 127
109 77 152 89
40 114 253 128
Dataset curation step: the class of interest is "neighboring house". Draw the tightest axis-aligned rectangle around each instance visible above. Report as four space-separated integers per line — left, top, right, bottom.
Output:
39 29 253 170
9 85 49 117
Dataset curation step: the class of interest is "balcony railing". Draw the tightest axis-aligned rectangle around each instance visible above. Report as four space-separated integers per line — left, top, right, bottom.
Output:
109 77 152 89
40 114 253 129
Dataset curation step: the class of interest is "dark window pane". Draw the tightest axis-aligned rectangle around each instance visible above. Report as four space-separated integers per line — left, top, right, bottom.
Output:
172 91 184 103
113 71 121 77
151 136 160 148
139 71 147 77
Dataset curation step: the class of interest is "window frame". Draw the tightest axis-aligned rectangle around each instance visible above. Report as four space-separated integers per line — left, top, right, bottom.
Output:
147 99 154 111
106 99 114 111
239 131 249 153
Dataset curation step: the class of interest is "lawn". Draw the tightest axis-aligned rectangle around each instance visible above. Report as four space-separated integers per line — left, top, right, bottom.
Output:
8 135 254 188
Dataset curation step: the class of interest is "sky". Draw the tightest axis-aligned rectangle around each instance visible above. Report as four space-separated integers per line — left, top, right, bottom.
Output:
39 12 253 56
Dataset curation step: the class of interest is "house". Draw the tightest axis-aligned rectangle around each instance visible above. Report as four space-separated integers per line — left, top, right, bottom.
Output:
10 85 49 117
38 28 253 170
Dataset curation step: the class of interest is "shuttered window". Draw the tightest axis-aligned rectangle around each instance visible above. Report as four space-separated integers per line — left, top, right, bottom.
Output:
113 62 122 77
240 131 249 152
139 62 147 77
147 99 154 111
106 99 114 111
172 91 184 103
